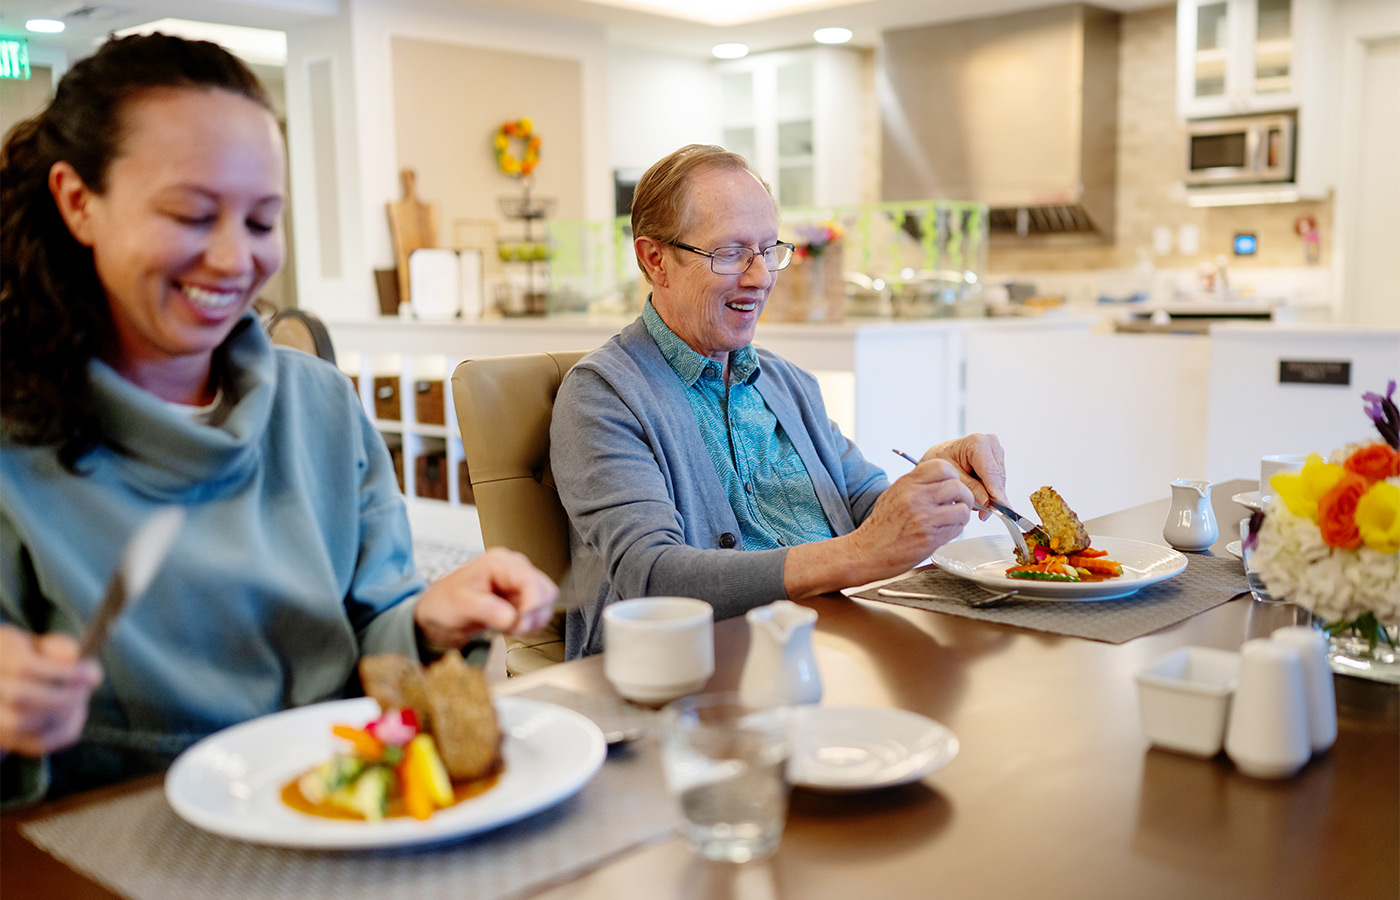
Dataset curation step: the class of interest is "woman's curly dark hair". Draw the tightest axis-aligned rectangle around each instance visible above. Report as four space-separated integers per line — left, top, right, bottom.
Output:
0 33 271 470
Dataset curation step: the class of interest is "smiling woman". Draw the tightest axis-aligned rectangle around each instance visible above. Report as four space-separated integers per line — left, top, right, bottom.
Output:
0 33 558 808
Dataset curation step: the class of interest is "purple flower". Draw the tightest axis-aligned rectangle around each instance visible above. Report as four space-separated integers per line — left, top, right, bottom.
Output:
1242 510 1264 552
1362 379 1399 450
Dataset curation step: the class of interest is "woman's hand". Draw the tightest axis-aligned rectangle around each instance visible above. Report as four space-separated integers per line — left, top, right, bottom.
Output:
0 625 103 758
922 433 1008 517
412 547 559 649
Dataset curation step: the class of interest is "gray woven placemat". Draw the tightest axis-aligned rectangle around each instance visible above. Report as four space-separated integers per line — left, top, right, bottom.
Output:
22 729 678 900
851 550 1248 644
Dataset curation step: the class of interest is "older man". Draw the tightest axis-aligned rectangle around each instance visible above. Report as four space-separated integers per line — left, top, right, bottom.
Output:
551 144 1006 657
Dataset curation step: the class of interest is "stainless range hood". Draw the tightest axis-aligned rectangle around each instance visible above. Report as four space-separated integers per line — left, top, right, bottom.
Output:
880 4 1120 239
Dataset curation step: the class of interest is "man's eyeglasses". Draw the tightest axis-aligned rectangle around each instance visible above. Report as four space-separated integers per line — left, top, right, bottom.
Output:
669 240 795 275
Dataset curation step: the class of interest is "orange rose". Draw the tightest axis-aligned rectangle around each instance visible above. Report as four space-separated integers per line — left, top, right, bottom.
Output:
1343 443 1400 482
1318 472 1369 549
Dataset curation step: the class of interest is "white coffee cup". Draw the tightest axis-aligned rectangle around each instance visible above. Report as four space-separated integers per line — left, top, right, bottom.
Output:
1224 638 1311 779
603 597 714 705
1260 454 1307 502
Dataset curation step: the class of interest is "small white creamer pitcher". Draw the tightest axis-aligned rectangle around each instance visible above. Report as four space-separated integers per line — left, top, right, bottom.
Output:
738 600 822 708
1163 478 1219 551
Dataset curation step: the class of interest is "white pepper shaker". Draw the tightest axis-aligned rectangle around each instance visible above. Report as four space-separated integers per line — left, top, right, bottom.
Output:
1271 625 1338 754
1225 638 1311 779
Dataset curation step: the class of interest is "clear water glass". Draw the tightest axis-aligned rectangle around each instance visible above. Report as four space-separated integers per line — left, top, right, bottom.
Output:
1239 517 1282 604
660 693 791 863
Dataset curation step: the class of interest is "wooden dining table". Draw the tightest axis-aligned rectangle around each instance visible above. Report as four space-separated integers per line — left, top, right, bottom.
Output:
3 479 1397 899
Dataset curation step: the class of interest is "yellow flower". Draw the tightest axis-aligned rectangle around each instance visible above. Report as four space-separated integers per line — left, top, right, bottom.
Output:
493 133 508 150
1270 453 1344 522
518 117 534 134
1355 480 1400 553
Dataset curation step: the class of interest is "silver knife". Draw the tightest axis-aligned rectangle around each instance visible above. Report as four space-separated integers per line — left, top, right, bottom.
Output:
79 507 186 658
985 499 1047 538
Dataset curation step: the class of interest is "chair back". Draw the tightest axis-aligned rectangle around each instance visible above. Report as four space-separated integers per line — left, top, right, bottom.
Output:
451 351 587 672
267 309 337 364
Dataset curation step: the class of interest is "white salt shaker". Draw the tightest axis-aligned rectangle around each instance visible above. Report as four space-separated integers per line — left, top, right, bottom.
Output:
1224 638 1311 779
1271 625 1338 754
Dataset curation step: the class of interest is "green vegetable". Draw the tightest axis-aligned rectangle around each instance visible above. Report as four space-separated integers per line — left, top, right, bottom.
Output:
1006 570 1078 582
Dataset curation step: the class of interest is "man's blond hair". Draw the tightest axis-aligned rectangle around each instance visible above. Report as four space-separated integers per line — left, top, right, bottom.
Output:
630 144 776 284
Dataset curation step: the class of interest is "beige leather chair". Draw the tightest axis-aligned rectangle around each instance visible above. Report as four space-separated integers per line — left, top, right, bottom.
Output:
267 308 337 364
451 351 587 675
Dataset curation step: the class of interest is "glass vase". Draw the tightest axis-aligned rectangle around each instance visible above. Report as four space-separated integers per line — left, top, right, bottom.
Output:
1321 615 1400 684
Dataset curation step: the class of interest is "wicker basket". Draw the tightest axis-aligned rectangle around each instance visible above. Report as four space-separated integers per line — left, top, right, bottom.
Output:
373 376 400 421
414 380 445 426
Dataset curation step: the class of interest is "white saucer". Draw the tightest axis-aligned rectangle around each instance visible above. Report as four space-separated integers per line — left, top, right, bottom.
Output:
1232 491 1264 511
1225 540 1243 560
788 706 958 793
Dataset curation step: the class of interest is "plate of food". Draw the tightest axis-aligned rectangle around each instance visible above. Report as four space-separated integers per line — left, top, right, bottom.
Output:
932 486 1188 600
788 706 959 793
165 651 606 849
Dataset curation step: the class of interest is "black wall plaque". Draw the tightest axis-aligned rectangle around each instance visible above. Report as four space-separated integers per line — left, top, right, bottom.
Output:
1279 360 1351 386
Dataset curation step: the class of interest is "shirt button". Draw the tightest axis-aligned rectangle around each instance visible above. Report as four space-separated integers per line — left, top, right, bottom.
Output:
778 538 787 546
719 532 737 549
744 483 753 493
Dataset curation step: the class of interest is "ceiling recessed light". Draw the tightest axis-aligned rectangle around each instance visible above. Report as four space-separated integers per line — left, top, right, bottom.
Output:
26 19 66 34
712 43 749 60
813 27 852 45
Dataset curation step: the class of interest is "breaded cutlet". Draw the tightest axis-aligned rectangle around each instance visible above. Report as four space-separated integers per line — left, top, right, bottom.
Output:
423 650 503 781
1029 486 1092 555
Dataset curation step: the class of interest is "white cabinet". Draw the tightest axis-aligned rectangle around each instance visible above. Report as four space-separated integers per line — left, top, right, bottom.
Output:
1176 0 1325 119
716 47 862 208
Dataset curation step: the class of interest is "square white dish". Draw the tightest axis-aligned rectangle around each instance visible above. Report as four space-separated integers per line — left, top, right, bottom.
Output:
1136 646 1241 758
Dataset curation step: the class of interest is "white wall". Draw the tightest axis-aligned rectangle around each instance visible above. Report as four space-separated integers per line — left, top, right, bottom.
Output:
284 0 612 320
1330 0 1400 326
606 46 720 174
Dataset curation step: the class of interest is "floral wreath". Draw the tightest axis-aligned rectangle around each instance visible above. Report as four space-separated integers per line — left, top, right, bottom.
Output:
493 118 541 177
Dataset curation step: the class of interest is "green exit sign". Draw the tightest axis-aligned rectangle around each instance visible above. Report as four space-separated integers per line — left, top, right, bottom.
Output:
0 38 30 80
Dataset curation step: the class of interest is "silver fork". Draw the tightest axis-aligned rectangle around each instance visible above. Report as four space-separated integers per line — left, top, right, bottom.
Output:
877 587 1019 608
891 449 1036 561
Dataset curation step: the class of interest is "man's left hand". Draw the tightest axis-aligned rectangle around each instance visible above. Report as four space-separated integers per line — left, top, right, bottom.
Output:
921 433 1007 518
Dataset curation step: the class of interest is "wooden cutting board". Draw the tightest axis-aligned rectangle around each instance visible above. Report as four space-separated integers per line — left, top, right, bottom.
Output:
386 168 439 311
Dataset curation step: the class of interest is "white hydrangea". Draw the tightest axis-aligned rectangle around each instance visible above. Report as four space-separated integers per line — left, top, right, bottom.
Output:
1252 493 1400 624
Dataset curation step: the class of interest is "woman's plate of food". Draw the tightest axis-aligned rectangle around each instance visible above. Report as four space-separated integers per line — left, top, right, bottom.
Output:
931 486 1187 601
165 652 606 849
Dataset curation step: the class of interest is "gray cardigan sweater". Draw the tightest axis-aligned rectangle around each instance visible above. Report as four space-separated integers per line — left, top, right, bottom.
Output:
550 317 888 657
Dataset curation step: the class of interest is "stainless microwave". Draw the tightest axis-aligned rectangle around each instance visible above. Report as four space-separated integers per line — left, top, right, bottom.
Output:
1185 113 1294 186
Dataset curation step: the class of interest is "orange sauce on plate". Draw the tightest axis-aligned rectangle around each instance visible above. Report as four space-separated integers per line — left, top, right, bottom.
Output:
281 766 502 821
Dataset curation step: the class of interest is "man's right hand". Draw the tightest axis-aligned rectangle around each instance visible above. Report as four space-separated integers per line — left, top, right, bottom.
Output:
783 458 975 598
0 625 102 758
846 458 975 573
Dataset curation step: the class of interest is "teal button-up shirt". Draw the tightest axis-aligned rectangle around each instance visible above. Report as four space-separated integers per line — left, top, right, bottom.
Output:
643 301 835 550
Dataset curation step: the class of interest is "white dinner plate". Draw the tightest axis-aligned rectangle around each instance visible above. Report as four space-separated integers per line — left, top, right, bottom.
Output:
165 696 606 849
931 535 1188 601
1225 540 1243 560
788 706 959 793
1232 491 1264 511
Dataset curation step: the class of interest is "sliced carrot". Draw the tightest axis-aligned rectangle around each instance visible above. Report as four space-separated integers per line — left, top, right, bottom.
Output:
333 724 385 761
1067 556 1123 575
1076 548 1108 558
